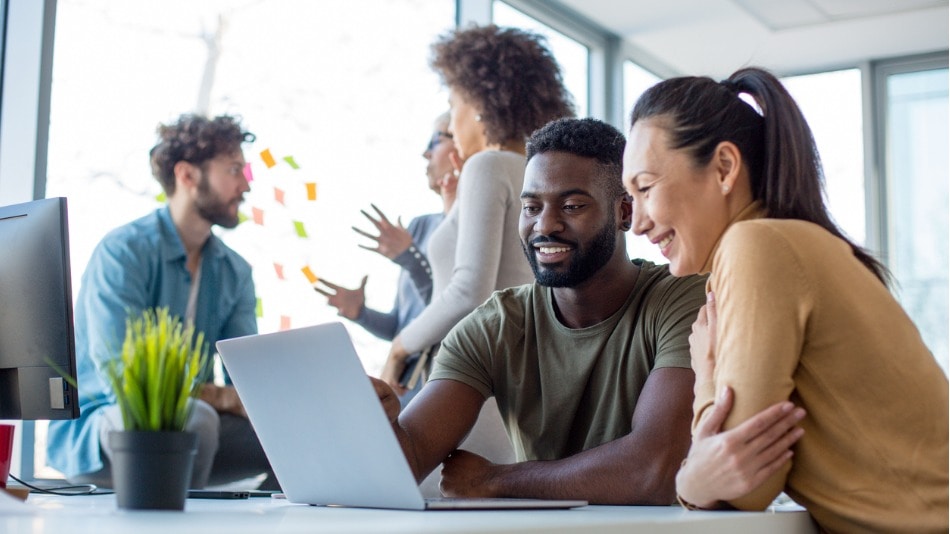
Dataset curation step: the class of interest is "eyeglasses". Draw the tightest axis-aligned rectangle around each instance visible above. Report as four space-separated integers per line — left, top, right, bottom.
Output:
425 131 453 152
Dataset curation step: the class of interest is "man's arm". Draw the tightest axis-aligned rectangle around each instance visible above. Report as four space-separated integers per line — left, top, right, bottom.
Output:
374 377 485 483
440 367 694 504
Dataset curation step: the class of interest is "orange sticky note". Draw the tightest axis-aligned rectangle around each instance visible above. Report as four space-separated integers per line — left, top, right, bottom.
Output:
273 262 285 280
305 182 317 201
243 162 254 182
251 207 264 225
274 187 285 205
260 149 276 168
301 266 318 284
280 315 292 331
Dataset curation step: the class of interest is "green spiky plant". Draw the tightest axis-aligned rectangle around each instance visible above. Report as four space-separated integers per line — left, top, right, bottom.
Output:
102 307 209 432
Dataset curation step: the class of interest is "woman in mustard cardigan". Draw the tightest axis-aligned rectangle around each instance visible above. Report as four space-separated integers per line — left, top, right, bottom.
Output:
622 66 948 533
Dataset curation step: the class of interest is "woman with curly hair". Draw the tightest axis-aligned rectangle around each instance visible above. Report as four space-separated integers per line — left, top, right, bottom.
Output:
382 24 574 390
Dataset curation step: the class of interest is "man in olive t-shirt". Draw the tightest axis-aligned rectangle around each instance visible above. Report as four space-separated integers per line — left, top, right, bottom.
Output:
371 118 707 504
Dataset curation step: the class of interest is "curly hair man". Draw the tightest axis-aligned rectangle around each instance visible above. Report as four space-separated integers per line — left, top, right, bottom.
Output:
48 113 278 491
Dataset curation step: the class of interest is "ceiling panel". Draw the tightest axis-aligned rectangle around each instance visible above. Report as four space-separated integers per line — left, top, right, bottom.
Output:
554 0 949 77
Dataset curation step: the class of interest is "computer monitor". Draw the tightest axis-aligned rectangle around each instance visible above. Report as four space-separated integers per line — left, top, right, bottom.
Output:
0 197 79 420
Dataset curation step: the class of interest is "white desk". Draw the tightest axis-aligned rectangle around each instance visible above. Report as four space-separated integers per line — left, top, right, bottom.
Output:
3 493 817 533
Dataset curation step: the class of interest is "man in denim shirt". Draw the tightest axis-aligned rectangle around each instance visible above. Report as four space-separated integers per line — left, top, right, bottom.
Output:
47 114 276 490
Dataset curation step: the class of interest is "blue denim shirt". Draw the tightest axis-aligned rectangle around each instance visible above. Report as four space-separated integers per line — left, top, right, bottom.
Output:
47 207 257 478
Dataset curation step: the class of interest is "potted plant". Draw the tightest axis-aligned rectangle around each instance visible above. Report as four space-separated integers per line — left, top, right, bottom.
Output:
103 307 209 511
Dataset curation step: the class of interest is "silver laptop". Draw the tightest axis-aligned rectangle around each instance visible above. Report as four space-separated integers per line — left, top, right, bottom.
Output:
216 322 587 511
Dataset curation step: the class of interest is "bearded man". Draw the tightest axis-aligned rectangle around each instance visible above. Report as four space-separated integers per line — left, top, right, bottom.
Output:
371 117 708 504
48 114 276 490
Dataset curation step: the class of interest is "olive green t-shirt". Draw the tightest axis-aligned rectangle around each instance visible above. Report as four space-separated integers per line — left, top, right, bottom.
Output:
429 260 707 462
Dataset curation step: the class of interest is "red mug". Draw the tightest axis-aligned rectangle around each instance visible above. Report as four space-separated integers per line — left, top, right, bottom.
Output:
0 424 14 488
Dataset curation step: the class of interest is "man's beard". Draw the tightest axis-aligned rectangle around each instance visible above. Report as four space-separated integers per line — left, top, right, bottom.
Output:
194 175 240 228
522 216 617 288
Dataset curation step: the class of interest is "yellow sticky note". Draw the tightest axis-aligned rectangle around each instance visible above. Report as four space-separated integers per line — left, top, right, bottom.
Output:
274 187 286 206
293 221 308 238
273 262 285 280
237 211 248 225
301 266 318 284
284 156 300 169
255 298 263 318
155 191 167 203
305 182 318 201
260 149 276 168
252 207 264 225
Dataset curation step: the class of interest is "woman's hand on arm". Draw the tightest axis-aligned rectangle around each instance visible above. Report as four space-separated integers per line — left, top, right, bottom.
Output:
676 387 806 510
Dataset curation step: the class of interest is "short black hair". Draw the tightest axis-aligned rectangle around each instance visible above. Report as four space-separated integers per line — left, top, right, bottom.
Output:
526 117 626 196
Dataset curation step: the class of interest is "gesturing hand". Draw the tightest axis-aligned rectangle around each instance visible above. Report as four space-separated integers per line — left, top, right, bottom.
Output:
675 387 806 509
689 291 717 385
313 276 367 320
352 204 413 260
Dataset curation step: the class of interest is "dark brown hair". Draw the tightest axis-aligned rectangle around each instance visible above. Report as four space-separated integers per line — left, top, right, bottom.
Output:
630 67 889 285
149 114 255 195
430 24 575 145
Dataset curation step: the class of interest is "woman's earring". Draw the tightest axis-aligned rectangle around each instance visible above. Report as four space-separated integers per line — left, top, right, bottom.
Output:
475 114 482 122
722 185 731 194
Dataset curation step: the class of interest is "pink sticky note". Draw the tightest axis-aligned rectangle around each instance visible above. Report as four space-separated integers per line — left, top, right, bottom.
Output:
243 162 254 182
252 207 264 225
273 263 285 280
274 187 285 206
280 315 292 331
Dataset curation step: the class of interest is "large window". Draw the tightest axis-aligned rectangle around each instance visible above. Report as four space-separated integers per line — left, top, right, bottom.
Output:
782 69 866 245
622 60 664 265
878 60 949 374
492 1 589 117
37 0 456 478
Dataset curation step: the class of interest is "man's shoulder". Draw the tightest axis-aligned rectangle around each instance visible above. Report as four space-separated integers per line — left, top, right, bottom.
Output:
98 210 165 253
635 260 706 291
632 260 707 310
459 284 536 328
209 234 253 274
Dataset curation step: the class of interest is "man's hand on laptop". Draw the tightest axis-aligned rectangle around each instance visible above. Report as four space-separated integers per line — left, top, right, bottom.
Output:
440 450 500 498
369 376 401 423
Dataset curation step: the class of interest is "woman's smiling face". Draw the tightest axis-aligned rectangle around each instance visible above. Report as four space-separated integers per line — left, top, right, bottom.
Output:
622 118 733 276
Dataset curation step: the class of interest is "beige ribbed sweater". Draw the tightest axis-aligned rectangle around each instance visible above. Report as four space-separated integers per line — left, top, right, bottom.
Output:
693 202 949 533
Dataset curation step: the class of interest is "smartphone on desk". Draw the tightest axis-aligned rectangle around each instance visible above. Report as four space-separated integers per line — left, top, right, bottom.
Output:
187 489 249 499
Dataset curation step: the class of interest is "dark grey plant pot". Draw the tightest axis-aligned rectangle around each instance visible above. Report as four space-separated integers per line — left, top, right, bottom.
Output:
109 430 197 511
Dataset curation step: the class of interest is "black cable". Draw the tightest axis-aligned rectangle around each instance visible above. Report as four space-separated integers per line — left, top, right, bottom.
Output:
7 474 101 496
